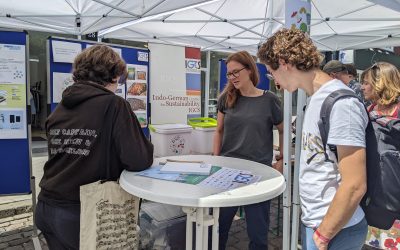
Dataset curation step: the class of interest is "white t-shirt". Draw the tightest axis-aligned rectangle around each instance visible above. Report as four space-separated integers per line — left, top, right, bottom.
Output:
299 79 368 228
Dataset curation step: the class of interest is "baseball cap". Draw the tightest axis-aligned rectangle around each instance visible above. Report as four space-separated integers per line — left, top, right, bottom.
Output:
323 60 347 74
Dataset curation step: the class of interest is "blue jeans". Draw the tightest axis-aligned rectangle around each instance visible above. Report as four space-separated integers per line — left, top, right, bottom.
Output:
219 200 271 250
35 200 80 250
301 218 368 250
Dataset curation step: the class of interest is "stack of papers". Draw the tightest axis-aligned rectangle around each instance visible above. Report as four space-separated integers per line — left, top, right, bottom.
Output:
160 162 212 175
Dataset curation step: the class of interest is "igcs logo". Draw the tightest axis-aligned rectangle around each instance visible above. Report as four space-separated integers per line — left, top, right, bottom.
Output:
185 60 201 70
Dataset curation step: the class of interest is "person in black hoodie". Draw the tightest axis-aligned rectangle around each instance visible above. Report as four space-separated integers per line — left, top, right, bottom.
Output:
35 45 154 250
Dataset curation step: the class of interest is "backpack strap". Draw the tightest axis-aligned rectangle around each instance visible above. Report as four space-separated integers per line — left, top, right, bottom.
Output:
318 89 359 162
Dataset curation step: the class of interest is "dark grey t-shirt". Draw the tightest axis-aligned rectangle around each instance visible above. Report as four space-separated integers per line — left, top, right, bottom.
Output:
217 91 283 166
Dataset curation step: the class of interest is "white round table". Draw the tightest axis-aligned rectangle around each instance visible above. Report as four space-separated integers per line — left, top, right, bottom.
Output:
120 155 286 250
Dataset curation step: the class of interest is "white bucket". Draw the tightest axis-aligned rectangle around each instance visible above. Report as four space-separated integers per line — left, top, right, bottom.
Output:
191 127 216 154
149 124 193 157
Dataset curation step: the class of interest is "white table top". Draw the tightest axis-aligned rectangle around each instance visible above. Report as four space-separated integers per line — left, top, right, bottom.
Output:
120 155 286 208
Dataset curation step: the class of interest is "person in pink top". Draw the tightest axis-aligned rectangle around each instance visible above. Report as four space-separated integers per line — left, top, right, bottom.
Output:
361 62 400 250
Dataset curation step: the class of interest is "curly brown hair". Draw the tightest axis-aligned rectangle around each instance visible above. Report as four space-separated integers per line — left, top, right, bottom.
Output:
72 45 127 86
361 62 400 106
257 28 322 71
221 51 259 108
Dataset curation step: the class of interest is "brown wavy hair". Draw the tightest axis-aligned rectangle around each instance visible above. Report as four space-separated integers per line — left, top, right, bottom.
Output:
257 28 322 71
73 45 127 86
221 51 259 108
361 62 400 106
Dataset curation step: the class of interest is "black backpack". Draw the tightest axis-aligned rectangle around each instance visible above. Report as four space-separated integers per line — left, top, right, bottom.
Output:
318 89 400 230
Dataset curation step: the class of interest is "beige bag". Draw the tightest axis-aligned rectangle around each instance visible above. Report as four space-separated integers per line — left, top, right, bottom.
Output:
79 180 140 250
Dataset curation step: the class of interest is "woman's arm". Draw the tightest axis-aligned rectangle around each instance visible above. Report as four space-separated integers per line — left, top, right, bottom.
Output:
272 122 284 173
213 111 225 156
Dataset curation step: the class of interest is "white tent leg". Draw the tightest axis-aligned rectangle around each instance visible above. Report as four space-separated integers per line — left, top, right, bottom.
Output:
290 89 307 250
212 207 219 250
282 90 293 250
204 51 211 117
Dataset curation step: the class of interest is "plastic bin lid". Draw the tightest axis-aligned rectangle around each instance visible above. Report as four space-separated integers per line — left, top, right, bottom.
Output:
149 124 193 134
188 117 217 128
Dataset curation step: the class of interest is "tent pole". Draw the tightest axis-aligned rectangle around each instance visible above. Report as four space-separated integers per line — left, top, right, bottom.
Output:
204 51 211 117
339 32 400 50
290 90 307 250
282 90 293 250
161 18 269 23
91 0 140 18
99 0 222 36
141 0 167 16
202 20 267 50
195 8 266 38
11 17 76 35
63 0 79 14
80 0 127 34
311 3 376 27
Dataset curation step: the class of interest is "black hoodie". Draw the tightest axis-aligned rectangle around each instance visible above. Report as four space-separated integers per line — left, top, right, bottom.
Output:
38 81 153 204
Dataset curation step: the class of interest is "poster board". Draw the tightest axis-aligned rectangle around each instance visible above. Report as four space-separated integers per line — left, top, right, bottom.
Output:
148 43 201 124
0 29 31 194
47 37 150 135
218 59 270 93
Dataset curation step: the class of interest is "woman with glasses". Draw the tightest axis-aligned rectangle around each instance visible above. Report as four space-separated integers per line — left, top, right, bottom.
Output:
213 50 284 250
360 62 400 250
258 28 368 250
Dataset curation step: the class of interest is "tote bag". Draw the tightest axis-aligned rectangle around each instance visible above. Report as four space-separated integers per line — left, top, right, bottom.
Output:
80 180 140 249
79 98 140 249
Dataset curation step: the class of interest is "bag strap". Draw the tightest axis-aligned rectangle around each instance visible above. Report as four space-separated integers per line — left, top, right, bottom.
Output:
318 89 359 162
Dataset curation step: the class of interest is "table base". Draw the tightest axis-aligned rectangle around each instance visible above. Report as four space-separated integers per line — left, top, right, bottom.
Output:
182 207 220 250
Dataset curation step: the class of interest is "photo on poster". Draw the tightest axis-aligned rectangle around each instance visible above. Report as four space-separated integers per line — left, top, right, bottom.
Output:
127 97 146 112
0 44 26 84
134 111 147 127
127 64 147 82
127 65 136 80
0 84 26 108
115 83 126 99
137 70 147 81
53 72 74 103
127 81 147 96
134 65 147 82
0 109 27 139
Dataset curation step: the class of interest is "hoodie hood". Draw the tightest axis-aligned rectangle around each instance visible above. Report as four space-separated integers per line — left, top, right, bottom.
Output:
61 81 114 109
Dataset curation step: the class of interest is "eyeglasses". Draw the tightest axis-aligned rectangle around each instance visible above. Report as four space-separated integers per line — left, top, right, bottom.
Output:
226 67 246 79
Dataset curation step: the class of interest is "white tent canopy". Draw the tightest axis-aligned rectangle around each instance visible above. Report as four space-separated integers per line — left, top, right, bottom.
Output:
0 0 218 36
104 0 400 53
1 0 399 53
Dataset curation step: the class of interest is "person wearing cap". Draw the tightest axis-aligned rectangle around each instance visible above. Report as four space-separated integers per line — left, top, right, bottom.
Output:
322 60 348 81
323 60 367 105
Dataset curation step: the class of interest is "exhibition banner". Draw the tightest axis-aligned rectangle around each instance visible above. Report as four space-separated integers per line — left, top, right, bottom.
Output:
149 43 201 124
0 43 27 139
0 30 30 194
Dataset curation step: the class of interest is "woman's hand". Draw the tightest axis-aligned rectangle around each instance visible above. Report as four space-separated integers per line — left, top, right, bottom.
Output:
272 159 283 173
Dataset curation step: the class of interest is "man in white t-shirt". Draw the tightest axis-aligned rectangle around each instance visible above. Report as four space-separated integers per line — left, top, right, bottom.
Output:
258 28 368 250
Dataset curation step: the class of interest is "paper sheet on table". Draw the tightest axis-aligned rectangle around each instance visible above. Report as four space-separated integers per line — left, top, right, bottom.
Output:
198 167 261 191
136 166 261 191
160 162 212 175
